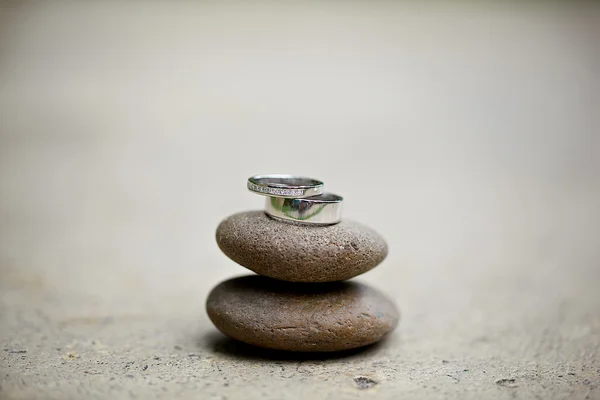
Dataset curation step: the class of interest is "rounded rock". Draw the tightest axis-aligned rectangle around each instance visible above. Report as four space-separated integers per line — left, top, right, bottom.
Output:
216 211 388 282
206 275 399 352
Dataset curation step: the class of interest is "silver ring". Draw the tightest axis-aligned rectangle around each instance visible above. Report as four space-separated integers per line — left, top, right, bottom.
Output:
248 174 324 198
265 193 343 225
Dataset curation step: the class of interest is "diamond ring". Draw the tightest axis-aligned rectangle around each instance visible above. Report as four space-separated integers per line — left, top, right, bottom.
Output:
247 174 324 198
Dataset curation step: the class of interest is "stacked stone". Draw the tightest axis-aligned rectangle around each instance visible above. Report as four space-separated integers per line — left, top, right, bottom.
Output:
206 178 399 352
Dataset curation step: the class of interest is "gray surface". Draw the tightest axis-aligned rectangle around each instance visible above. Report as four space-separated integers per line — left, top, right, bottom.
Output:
1 2 600 399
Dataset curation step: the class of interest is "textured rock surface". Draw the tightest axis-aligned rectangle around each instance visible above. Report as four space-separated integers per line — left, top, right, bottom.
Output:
216 211 388 282
206 275 399 352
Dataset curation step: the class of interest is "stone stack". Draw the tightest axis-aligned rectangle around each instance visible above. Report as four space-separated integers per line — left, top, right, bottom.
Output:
206 187 398 352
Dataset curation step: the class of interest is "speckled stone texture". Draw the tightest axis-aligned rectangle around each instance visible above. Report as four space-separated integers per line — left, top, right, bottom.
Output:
206 275 399 352
216 211 388 282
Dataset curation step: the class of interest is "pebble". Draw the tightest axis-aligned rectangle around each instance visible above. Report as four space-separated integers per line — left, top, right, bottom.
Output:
216 211 388 282
206 275 399 352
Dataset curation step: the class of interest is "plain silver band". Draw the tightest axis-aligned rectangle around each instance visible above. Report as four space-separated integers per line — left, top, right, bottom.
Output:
264 193 343 225
248 174 324 198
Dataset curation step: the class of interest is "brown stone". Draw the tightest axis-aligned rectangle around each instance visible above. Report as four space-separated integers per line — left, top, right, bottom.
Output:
206 275 399 352
216 211 388 282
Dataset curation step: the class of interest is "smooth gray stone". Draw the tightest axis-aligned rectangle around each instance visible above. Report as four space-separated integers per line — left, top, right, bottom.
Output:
216 211 388 282
206 275 399 352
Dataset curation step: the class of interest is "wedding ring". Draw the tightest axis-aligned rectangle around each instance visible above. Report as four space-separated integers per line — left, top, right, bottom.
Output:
265 193 343 225
248 174 324 198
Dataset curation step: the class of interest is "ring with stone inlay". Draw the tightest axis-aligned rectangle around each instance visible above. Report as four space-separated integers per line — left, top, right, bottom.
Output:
247 174 324 198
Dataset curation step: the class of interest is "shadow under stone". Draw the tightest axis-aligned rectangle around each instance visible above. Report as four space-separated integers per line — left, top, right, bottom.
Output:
201 330 386 362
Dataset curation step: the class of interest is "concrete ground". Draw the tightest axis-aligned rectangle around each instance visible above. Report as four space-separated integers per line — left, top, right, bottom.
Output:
1 2 599 399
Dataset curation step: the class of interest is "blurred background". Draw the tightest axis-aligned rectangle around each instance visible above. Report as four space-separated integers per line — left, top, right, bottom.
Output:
0 2 599 398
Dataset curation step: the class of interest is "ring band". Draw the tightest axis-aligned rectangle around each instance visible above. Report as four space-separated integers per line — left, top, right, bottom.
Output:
265 193 343 225
248 174 324 198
